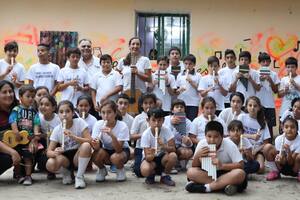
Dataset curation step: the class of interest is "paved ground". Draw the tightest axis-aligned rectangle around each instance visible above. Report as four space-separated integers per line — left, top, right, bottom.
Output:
0 161 299 200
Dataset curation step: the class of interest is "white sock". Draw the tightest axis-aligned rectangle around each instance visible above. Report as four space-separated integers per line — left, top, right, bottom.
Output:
161 172 167 177
204 184 211 192
76 157 91 178
266 161 278 172
59 167 69 175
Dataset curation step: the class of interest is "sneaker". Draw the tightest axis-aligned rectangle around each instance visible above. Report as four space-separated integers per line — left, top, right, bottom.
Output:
116 168 126 181
145 175 155 184
96 167 107 182
75 176 86 189
224 184 238 196
23 176 33 186
266 171 280 181
170 168 178 174
17 176 25 184
110 165 117 173
185 181 206 193
160 175 175 186
47 172 56 180
62 169 73 185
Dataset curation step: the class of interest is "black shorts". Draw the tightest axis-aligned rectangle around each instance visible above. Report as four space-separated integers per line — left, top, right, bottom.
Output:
263 107 276 127
153 152 166 175
281 164 298 177
103 148 130 163
217 170 247 192
62 149 78 170
14 144 34 159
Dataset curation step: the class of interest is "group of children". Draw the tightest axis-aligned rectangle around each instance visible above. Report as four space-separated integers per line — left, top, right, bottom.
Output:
0 38 300 195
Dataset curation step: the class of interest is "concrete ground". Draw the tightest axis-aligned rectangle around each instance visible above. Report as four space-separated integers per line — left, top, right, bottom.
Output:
0 160 299 200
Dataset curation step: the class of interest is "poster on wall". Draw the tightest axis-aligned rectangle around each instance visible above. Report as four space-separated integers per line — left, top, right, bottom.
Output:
40 31 78 68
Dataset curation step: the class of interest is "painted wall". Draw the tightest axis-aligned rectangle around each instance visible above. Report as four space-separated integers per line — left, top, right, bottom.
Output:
0 0 300 78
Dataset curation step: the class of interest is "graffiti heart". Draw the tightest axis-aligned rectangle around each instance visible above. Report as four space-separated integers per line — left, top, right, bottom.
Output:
266 35 298 60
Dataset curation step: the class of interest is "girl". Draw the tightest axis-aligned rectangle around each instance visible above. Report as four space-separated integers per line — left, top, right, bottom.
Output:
264 117 300 181
91 100 130 182
280 97 300 133
33 86 49 111
191 97 226 145
219 92 245 127
237 96 271 173
46 100 92 189
76 95 97 134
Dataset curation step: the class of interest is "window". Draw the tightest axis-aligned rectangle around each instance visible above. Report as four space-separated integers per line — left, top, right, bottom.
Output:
136 13 190 60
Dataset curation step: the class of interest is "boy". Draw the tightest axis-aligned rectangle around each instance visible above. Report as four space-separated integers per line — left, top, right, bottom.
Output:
117 93 134 130
0 41 26 99
57 48 89 106
27 44 60 96
131 93 157 177
256 52 280 140
9 85 41 185
91 54 123 111
176 54 201 121
140 108 177 186
198 56 229 115
186 121 247 195
167 47 185 79
230 51 261 102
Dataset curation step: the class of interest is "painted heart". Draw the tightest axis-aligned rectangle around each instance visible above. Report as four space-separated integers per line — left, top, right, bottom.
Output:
266 35 298 59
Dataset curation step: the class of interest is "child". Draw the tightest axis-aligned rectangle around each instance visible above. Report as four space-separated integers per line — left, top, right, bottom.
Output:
264 116 300 181
280 97 300 133
167 47 185 79
191 97 226 145
140 108 177 186
219 92 245 127
176 54 201 121
57 48 89 106
186 121 247 195
163 99 193 171
91 100 130 182
76 95 97 134
228 120 260 174
33 86 50 111
199 56 229 115
230 51 261 102
148 56 177 112
91 54 123 111
27 43 60 96
46 100 92 189
237 96 271 173
131 93 157 177
218 49 238 108
256 52 280 140
116 93 134 130
0 41 26 99
9 85 41 185
278 57 300 118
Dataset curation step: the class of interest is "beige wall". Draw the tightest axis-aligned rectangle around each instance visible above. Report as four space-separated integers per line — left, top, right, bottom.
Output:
0 0 300 78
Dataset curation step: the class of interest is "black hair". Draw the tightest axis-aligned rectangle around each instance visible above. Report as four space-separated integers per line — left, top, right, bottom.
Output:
224 49 236 58
183 54 196 64
282 115 299 132
230 92 245 105
147 107 168 119
171 99 186 111
157 56 169 64
100 100 122 120
19 85 36 97
40 95 57 112
58 100 74 112
285 57 298 67
36 86 49 94
239 51 251 62
258 52 271 63
100 54 113 63
37 43 50 51
168 46 181 56
66 48 81 58
205 121 224 136
123 37 142 66
227 120 244 132
207 56 219 66
291 97 300 110
117 93 130 102
141 93 157 104
4 41 18 52
201 96 216 109
77 94 93 107
245 96 266 129
0 80 18 111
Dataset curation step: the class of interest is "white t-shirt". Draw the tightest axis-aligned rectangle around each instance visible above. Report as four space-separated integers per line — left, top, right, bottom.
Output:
191 114 227 141
194 138 243 164
218 66 238 103
122 113 134 130
117 56 151 93
0 59 26 99
92 120 129 150
140 125 174 156
57 67 88 106
219 108 245 127
50 118 88 151
237 113 270 147
152 70 177 111
256 70 280 108
198 74 229 110
279 75 300 116
163 115 193 146
39 113 61 134
90 70 123 103
131 112 148 148
27 62 60 92
65 55 101 83
176 71 201 107
275 134 300 154
83 114 97 135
